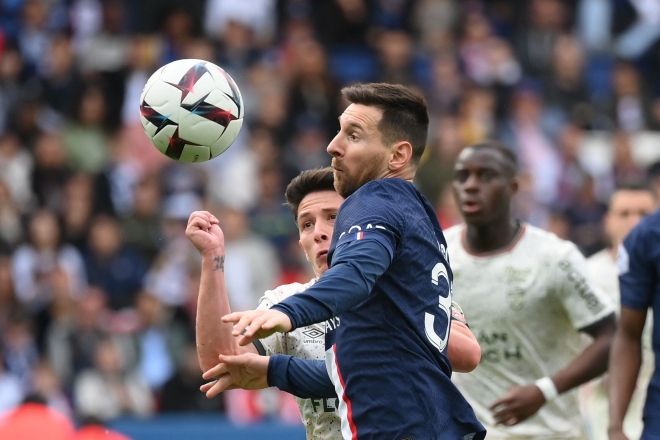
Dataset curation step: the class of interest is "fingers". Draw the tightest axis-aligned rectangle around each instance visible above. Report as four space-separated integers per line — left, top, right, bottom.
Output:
217 354 250 366
200 374 235 399
222 311 244 325
225 312 267 337
202 362 230 381
489 395 510 411
200 380 216 393
187 211 220 230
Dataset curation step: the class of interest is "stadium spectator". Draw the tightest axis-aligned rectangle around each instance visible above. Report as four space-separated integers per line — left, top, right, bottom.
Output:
0 350 24 415
0 394 76 440
83 214 147 310
74 336 154 421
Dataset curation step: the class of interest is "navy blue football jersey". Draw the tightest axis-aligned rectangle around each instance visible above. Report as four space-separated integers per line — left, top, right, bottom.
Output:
619 208 660 436
273 178 485 440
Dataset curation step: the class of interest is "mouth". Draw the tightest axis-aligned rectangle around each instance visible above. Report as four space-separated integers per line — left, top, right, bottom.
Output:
316 250 328 260
460 200 482 214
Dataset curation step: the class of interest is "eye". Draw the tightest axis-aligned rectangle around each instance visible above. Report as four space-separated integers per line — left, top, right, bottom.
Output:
481 170 495 180
300 221 313 230
454 170 468 183
348 133 359 141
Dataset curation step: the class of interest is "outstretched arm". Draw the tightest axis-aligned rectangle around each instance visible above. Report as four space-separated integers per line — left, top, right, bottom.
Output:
186 211 257 372
608 306 646 440
201 353 336 400
223 239 392 345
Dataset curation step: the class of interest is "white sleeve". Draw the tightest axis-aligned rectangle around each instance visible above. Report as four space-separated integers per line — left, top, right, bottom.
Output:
554 243 616 330
254 291 286 356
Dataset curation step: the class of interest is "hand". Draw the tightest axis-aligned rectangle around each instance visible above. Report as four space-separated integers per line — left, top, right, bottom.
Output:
200 353 270 398
186 211 224 254
490 384 546 426
608 427 629 440
221 309 293 346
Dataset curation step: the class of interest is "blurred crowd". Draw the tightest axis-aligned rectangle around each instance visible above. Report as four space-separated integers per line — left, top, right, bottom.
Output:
0 0 659 427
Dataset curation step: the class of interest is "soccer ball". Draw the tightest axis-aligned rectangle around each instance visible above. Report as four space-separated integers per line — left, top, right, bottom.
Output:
139 59 244 163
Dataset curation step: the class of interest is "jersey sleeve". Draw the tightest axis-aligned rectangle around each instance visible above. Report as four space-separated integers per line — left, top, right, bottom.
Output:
254 291 286 356
331 180 405 260
619 223 657 310
267 355 337 399
271 239 392 329
555 242 616 330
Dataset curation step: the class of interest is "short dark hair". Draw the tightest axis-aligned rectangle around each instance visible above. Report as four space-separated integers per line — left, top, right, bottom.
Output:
341 83 429 164
465 140 518 177
610 181 657 205
284 167 336 219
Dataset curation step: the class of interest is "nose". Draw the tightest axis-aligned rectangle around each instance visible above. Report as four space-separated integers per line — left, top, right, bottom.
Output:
327 132 342 157
462 173 480 193
314 224 330 243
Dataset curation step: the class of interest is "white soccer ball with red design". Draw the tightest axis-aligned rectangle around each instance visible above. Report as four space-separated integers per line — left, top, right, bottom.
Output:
139 59 244 163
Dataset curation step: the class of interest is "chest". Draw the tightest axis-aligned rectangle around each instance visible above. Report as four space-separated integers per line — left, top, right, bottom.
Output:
450 254 557 322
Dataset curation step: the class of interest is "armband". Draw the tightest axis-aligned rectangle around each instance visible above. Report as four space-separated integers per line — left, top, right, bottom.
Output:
534 377 558 401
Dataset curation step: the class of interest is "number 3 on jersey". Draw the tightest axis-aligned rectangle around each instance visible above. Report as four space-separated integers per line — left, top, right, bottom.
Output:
425 262 452 352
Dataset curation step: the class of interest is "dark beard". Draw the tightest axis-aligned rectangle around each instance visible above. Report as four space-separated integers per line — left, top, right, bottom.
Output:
334 162 381 198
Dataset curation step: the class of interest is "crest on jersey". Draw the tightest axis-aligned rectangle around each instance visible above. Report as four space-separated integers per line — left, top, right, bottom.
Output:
506 286 525 311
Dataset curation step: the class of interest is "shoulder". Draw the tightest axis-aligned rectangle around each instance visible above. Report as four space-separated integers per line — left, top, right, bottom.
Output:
443 224 464 244
521 224 579 257
624 209 660 250
258 279 316 307
587 248 612 267
349 178 419 204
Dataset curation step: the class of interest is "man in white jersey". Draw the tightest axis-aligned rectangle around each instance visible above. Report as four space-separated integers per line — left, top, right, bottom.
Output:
187 167 481 439
447 141 616 439
581 184 656 440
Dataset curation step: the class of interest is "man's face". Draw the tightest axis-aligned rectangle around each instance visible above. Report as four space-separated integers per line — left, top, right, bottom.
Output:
605 190 656 246
327 104 390 198
452 148 516 226
297 190 344 278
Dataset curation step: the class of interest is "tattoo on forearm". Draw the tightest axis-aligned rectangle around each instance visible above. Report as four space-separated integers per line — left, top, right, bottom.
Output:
213 255 225 272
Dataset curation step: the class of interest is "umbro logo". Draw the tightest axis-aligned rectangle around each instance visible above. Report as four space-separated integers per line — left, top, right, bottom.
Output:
302 328 324 339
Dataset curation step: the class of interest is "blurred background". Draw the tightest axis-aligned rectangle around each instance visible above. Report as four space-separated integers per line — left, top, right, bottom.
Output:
0 0 659 438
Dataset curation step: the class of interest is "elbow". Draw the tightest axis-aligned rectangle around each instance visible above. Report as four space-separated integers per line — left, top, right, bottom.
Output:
450 340 482 373
460 341 482 373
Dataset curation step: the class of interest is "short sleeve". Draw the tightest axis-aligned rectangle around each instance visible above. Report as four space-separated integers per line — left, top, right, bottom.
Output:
331 181 404 262
619 224 657 310
255 293 286 356
555 242 616 330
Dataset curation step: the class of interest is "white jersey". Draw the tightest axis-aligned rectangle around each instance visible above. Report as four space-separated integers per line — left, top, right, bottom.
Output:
446 224 615 439
581 249 654 440
256 279 342 440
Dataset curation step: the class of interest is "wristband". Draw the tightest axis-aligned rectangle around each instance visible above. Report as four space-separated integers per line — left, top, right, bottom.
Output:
534 377 558 402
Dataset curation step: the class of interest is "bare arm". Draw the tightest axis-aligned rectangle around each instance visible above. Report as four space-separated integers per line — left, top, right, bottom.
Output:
491 314 616 426
448 321 481 373
551 313 616 393
608 306 646 438
186 211 256 373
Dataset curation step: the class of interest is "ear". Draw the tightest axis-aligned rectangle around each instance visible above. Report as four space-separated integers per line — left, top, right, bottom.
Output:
299 239 310 262
510 177 519 195
388 141 414 172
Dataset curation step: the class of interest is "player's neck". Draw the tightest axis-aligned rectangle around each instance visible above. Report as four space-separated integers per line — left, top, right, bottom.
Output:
464 218 521 255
